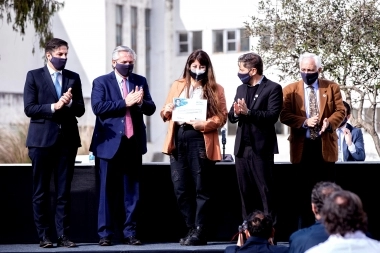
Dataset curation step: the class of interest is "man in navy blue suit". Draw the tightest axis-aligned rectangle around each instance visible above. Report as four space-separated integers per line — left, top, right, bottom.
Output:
24 38 85 248
90 46 156 246
336 101 365 161
288 181 342 253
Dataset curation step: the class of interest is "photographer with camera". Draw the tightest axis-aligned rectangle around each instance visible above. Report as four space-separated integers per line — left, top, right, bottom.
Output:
225 210 288 253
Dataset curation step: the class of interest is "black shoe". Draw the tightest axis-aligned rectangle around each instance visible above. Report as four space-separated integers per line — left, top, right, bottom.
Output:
180 227 195 245
57 235 76 247
99 237 112 246
124 235 142 245
184 226 207 246
39 236 53 248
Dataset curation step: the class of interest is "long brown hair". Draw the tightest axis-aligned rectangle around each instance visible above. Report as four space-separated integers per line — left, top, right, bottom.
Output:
181 49 224 120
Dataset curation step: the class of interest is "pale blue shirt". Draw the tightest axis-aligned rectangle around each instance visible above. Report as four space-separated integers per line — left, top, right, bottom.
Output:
47 64 72 112
303 80 320 138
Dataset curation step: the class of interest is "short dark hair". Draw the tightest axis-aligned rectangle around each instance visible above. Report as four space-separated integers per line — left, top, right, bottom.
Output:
343 101 351 116
321 190 368 236
237 53 263 75
311 181 342 215
246 210 273 239
45 38 69 54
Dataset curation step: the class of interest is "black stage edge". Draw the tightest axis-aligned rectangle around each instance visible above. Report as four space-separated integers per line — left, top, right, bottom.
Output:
1 162 380 250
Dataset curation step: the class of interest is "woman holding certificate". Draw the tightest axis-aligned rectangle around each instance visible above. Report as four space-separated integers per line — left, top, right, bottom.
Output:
160 49 228 246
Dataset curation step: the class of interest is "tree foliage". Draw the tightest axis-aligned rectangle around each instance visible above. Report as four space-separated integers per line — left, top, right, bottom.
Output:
245 0 380 157
0 0 64 53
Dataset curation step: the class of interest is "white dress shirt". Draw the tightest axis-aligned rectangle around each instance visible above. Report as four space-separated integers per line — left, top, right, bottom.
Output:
306 231 380 253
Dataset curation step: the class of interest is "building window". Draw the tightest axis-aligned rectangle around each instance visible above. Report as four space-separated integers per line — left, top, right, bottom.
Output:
131 6 137 53
116 5 123 46
213 29 250 53
240 28 250 51
178 31 203 54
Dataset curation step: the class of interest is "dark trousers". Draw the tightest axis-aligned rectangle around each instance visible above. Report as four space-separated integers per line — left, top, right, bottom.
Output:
235 146 274 219
97 136 141 239
293 138 335 229
170 124 215 229
28 138 77 240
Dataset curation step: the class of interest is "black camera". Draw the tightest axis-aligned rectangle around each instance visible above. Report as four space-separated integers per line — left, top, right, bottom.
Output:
239 220 248 232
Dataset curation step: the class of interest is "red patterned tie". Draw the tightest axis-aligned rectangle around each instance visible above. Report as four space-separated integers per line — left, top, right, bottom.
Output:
122 79 134 138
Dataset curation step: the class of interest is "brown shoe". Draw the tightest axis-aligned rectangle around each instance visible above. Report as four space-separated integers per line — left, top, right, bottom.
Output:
39 236 53 248
57 235 76 247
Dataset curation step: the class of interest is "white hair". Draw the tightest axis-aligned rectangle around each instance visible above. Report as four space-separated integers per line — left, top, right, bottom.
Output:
299 52 322 69
112 46 136 61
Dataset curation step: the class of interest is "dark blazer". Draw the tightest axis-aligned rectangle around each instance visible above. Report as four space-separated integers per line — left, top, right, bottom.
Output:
24 66 85 147
228 76 283 156
288 221 328 253
90 71 156 159
343 123 365 161
280 79 345 163
225 236 289 253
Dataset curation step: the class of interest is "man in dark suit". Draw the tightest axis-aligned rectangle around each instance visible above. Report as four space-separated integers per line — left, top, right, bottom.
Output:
23 38 85 248
336 101 365 161
90 46 156 246
288 181 342 253
280 52 345 229
228 52 283 219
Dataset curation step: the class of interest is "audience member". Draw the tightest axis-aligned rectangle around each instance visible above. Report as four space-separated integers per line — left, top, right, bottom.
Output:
288 181 342 253
225 210 288 253
336 101 365 161
306 190 380 253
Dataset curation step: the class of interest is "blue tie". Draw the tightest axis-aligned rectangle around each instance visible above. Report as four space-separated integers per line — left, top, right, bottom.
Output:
54 72 61 98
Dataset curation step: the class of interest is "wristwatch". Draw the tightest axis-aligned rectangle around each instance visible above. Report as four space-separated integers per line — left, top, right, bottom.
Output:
246 109 251 116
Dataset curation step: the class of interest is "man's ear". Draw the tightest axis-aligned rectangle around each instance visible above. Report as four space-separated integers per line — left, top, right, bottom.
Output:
311 203 318 215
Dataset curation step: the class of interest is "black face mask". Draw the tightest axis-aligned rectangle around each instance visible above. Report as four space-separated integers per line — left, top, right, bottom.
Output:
189 69 207 81
115 63 134 77
339 117 348 127
50 56 67 71
301 71 319 85
237 72 251 84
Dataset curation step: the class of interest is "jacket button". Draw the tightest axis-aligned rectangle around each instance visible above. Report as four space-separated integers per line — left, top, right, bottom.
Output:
119 131 122 134
121 120 124 123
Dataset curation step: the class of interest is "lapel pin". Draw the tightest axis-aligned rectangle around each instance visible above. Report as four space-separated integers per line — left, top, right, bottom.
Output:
323 94 326 97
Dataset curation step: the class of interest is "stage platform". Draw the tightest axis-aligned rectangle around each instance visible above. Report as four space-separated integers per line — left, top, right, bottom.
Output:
1 162 379 249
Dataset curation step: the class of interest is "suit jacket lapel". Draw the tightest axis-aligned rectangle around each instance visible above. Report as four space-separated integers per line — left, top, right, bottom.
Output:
318 79 328 121
297 80 307 117
110 72 123 99
62 69 69 94
43 66 59 100
251 76 267 108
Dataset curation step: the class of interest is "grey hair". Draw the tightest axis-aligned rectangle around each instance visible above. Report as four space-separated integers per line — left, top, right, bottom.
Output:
299 52 322 69
112 46 136 61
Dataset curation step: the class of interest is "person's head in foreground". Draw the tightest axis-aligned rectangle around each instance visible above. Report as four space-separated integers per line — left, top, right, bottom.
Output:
321 190 367 236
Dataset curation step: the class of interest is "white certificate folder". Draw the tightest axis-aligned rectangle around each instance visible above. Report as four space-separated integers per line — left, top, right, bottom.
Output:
172 98 207 122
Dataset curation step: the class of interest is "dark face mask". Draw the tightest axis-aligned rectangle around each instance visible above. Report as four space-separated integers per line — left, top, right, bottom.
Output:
189 69 207 81
339 117 348 128
301 71 319 85
238 72 251 84
115 63 134 77
50 56 67 71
